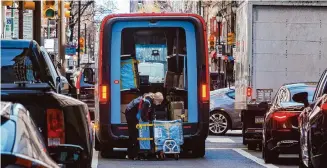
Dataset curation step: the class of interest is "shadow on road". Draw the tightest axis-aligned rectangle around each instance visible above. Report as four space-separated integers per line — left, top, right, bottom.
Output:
273 156 299 166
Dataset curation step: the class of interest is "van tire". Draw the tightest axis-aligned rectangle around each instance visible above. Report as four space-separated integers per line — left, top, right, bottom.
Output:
192 139 205 158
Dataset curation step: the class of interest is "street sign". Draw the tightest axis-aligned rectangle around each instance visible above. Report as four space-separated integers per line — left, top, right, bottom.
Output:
65 46 76 55
44 39 55 52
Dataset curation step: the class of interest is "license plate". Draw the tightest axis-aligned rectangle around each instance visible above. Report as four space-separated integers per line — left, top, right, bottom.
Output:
48 138 60 146
255 116 264 124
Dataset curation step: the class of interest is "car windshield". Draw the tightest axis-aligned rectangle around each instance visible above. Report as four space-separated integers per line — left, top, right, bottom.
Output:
289 85 316 103
0 48 41 83
1 118 15 152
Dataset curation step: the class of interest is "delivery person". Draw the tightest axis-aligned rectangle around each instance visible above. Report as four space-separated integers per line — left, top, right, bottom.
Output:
125 92 164 160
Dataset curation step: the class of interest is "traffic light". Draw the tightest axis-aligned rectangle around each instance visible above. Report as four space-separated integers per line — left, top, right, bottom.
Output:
227 33 235 45
2 1 13 6
79 38 85 54
43 1 56 18
209 35 215 51
23 2 35 10
64 2 71 18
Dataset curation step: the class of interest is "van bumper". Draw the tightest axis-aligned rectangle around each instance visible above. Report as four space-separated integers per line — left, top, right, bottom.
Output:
97 122 207 148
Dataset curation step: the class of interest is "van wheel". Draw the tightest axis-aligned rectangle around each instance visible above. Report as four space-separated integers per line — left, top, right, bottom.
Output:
192 140 205 158
209 111 230 136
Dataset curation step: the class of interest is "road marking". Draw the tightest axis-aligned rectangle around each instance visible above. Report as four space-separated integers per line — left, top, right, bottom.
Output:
206 147 246 150
92 149 99 168
206 137 235 143
233 149 279 168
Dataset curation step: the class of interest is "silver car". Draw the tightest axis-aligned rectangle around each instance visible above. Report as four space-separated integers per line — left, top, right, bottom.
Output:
209 87 241 135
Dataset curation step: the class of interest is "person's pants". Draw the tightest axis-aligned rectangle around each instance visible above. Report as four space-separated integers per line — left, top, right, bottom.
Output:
126 112 139 158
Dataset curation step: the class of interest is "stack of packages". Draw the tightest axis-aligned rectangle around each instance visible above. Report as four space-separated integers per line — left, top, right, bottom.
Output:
170 101 188 122
153 120 184 153
164 71 184 89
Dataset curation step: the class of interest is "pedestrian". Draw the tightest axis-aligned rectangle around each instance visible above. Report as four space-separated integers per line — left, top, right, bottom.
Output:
125 92 164 160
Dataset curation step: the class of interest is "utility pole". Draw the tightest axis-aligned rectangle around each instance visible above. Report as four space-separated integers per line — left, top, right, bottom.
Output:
77 1 81 68
58 0 66 74
18 1 23 39
85 23 87 54
33 1 41 44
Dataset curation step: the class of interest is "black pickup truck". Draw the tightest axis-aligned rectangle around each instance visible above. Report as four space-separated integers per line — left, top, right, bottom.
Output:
0 39 93 168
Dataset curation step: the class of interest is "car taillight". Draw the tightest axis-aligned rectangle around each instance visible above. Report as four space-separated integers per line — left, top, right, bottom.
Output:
272 111 298 122
99 84 108 104
201 84 209 102
247 87 252 97
322 102 327 113
47 109 65 146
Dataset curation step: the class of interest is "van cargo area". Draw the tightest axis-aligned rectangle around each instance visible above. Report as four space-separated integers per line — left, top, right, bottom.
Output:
120 28 189 123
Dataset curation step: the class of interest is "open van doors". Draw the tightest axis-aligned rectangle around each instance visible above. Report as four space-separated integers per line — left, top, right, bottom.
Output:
94 13 209 158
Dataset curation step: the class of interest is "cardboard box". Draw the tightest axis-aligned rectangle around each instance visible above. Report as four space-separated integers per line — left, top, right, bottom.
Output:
172 109 188 122
121 104 128 123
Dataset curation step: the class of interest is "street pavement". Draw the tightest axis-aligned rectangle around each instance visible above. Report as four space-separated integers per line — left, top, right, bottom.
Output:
91 130 299 168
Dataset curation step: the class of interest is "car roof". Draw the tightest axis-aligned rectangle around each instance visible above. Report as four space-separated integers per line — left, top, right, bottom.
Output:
1 39 33 49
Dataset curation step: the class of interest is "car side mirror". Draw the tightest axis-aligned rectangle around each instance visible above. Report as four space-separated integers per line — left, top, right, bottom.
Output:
258 101 269 111
292 92 309 107
49 144 84 167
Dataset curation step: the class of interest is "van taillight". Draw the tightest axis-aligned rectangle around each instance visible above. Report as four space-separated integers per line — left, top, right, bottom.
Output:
201 84 209 101
247 87 252 97
100 85 108 103
47 109 65 146
272 111 298 122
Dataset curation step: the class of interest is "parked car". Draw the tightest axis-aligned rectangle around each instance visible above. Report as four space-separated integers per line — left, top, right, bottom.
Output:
1 83 93 168
74 65 95 120
210 87 241 135
40 46 70 95
1 101 61 168
260 83 316 163
294 69 327 168
0 40 66 94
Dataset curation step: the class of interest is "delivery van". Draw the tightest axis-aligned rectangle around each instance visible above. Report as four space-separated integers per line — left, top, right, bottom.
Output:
94 13 209 158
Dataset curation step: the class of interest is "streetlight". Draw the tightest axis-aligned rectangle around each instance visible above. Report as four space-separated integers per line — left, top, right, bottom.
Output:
216 11 223 88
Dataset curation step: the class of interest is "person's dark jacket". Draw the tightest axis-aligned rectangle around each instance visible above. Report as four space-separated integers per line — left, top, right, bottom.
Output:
126 96 153 121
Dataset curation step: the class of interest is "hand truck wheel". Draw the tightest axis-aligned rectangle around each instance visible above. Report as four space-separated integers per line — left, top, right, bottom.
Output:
174 154 179 160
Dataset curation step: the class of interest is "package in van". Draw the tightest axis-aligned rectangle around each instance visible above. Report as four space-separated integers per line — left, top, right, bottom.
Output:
169 101 188 121
121 58 138 90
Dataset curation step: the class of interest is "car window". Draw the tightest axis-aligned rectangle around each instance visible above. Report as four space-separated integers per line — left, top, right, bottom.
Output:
40 47 58 84
0 118 16 152
289 85 316 103
226 90 235 99
0 48 40 83
313 71 327 100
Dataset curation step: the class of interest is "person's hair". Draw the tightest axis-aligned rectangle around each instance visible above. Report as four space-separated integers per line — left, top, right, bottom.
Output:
153 92 164 102
143 92 154 99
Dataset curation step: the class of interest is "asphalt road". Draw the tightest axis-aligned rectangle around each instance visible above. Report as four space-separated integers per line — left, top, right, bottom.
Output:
91 130 299 168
